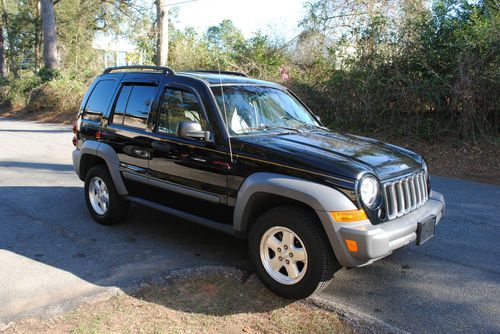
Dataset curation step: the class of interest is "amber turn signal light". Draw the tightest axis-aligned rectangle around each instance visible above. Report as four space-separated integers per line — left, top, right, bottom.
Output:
345 239 358 252
330 209 368 222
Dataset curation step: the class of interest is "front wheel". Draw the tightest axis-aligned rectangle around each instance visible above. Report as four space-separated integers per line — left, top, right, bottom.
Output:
249 206 340 299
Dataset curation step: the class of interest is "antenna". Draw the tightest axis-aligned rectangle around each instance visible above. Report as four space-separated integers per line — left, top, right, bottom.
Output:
217 53 234 163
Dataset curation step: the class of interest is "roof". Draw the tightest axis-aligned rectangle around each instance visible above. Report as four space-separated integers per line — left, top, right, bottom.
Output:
100 66 283 88
178 71 282 88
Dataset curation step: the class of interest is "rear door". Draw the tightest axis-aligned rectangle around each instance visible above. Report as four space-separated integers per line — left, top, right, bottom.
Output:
104 78 160 192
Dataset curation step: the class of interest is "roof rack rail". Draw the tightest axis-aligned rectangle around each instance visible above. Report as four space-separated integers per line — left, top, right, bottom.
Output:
103 65 175 75
187 70 248 77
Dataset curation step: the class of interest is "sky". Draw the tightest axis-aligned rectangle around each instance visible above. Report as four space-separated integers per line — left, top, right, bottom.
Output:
170 0 308 40
95 0 308 52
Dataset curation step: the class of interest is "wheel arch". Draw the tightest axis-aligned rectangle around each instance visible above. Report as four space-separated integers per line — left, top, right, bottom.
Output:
239 193 314 235
78 140 128 195
233 173 357 235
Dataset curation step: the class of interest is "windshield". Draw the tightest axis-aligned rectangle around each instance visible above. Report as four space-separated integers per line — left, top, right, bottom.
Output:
211 85 320 136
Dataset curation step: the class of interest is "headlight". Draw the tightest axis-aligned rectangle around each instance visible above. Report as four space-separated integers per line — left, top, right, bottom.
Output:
359 175 380 208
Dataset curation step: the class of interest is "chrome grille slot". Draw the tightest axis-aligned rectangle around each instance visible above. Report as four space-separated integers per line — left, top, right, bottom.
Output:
383 171 428 221
403 178 411 214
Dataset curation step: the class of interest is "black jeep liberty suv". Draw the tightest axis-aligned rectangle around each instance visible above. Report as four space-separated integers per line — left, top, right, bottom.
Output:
72 66 445 299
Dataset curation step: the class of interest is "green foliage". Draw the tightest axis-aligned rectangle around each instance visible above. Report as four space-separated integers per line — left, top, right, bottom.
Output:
0 0 145 112
168 20 288 81
25 73 87 114
0 0 497 143
293 0 499 141
2 0 39 75
38 67 60 82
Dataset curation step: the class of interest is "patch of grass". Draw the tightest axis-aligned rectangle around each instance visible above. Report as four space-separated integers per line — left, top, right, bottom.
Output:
4 269 352 334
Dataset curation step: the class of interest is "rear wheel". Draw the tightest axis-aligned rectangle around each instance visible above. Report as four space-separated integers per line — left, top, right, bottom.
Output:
249 206 340 299
84 165 129 225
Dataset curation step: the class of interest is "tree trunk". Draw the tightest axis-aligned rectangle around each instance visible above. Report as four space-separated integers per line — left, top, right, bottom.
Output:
156 0 168 66
40 0 58 69
1 0 17 78
0 19 5 77
0 0 6 77
34 0 42 72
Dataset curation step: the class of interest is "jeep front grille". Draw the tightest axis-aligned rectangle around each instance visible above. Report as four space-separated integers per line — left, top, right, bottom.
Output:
383 171 428 220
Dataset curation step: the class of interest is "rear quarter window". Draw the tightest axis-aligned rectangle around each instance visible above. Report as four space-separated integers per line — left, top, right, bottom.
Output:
83 80 116 121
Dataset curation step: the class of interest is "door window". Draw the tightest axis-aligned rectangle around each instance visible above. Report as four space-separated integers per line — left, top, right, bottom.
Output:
111 85 132 125
111 84 157 128
157 87 206 135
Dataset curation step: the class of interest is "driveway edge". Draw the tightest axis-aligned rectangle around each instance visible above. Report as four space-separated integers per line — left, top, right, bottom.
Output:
307 294 409 334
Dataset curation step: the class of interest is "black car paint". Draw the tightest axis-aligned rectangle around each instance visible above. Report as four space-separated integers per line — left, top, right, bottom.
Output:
76 70 425 225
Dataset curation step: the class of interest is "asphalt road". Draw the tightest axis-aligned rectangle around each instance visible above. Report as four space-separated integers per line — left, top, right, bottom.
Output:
0 118 499 333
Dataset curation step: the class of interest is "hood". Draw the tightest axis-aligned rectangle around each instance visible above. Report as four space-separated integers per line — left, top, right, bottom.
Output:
234 129 423 181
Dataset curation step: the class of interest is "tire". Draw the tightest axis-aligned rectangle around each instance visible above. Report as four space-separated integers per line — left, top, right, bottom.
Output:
249 206 340 299
84 164 129 225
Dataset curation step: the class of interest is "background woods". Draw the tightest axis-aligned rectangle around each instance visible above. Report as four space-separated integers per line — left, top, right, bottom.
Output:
0 0 498 144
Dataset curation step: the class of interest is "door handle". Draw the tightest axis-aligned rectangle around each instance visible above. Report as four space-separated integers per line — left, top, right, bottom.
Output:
133 148 151 159
102 131 117 139
152 141 172 152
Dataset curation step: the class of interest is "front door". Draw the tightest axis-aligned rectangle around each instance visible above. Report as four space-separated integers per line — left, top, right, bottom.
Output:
148 84 232 223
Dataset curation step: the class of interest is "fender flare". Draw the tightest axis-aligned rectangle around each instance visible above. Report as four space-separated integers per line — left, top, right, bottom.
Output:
233 172 357 233
78 141 128 195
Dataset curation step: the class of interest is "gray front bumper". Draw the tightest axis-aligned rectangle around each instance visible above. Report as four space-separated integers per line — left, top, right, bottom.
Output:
318 190 445 268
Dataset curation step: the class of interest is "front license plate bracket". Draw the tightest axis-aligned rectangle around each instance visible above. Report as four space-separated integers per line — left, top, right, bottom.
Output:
416 216 436 246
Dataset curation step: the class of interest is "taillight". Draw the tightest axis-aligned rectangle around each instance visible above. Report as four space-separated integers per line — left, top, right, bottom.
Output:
72 122 78 146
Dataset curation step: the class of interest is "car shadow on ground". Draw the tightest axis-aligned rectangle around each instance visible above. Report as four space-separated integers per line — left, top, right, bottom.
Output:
0 129 71 133
132 267 292 316
0 161 74 171
0 185 295 318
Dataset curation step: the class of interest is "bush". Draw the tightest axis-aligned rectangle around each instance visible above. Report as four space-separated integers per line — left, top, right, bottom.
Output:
25 75 86 115
38 67 60 83
0 74 42 108
287 0 500 142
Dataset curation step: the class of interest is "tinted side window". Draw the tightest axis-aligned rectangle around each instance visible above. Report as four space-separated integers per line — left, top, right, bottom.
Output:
111 85 132 125
158 87 206 135
123 85 157 128
83 80 116 121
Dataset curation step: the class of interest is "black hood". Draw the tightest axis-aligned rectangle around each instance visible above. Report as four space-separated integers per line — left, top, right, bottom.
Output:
234 129 423 182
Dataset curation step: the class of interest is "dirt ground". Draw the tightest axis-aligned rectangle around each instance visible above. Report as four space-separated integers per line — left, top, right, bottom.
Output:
393 139 499 186
0 107 75 125
2 270 352 334
1 110 498 185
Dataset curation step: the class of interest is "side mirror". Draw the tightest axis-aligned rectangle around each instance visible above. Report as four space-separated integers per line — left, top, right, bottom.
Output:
176 121 212 142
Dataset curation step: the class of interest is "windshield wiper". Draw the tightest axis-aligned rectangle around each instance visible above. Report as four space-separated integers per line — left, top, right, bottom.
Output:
297 123 328 131
245 125 303 134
